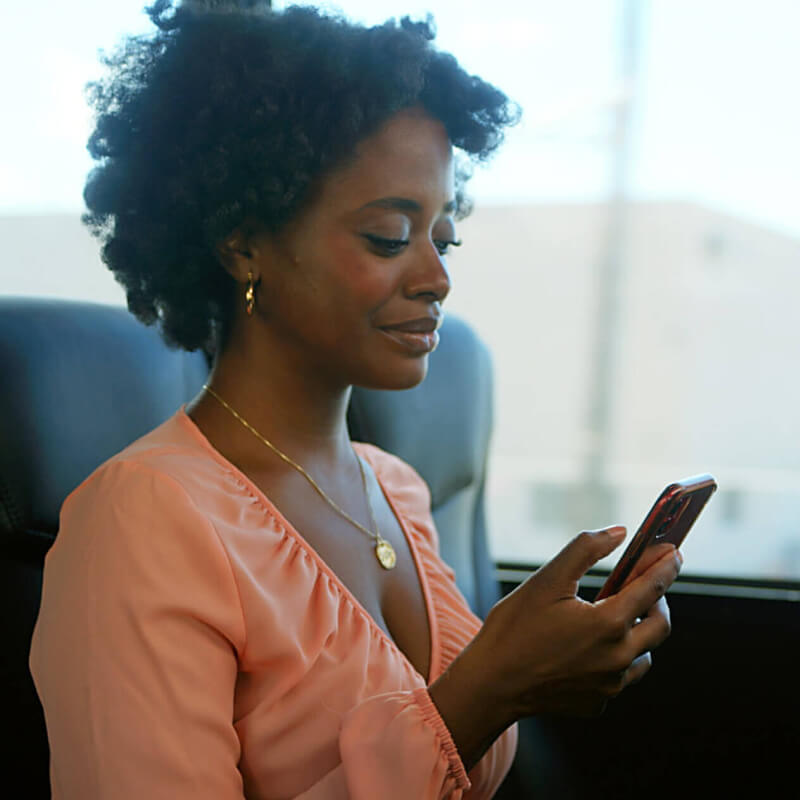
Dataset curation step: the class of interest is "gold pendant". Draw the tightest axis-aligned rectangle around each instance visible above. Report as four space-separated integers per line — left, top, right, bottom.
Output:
375 537 397 570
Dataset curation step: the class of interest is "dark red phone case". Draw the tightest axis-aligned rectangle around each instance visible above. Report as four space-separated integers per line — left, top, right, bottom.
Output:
595 474 717 600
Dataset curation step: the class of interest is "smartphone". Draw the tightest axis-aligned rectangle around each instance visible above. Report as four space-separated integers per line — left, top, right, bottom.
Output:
594 474 717 600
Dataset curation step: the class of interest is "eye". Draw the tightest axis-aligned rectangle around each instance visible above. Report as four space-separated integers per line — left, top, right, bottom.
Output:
433 238 463 256
362 234 410 256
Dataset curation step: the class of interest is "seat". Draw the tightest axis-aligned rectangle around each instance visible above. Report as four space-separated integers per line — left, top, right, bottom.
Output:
0 296 499 798
0 298 210 798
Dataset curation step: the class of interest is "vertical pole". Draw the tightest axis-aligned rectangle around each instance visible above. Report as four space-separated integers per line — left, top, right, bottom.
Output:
579 0 642 516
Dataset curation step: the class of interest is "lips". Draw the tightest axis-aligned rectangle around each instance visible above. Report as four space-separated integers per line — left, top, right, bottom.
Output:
379 314 442 334
382 318 438 334
378 316 441 355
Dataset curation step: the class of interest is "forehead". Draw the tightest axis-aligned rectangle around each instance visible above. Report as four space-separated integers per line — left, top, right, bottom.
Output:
315 109 455 213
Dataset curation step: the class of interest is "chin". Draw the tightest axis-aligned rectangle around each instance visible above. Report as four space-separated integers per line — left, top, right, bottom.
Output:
354 357 429 392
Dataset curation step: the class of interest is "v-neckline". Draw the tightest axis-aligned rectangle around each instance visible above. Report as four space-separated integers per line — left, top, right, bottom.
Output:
176 405 441 684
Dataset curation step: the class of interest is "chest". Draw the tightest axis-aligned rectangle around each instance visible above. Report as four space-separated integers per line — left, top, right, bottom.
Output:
246 466 433 681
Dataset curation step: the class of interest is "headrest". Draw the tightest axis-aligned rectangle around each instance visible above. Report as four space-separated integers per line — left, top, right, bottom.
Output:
0 298 209 545
0 299 491 560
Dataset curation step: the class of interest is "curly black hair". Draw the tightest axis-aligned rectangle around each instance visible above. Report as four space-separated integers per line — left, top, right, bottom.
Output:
82 0 519 354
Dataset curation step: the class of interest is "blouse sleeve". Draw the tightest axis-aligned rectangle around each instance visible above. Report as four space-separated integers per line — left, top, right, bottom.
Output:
292 689 471 799
30 461 248 799
29 460 475 800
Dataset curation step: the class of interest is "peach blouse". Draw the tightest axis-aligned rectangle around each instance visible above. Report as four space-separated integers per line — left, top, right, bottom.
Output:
30 407 517 799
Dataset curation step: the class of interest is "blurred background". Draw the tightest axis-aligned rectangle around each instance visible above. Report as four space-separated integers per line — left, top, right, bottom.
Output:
3 0 798 581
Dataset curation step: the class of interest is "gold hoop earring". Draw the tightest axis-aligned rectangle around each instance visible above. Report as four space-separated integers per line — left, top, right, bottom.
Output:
245 271 255 316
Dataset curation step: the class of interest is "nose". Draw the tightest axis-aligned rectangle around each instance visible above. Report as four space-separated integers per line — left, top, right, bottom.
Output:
404 241 451 302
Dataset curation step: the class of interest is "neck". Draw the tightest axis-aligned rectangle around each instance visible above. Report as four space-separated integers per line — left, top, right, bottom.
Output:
189 327 355 472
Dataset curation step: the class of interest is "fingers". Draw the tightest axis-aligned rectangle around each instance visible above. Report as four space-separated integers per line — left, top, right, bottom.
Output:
629 596 672 652
613 547 682 621
594 594 672 705
617 541 677 591
540 526 627 586
595 651 654 707
622 652 653 689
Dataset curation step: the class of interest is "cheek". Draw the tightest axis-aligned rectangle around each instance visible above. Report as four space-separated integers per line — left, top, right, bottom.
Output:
320 243 399 315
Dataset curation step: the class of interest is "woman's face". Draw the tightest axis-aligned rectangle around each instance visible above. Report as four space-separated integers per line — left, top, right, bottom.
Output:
247 107 458 391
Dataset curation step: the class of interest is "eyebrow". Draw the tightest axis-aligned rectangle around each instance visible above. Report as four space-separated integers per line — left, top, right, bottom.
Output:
359 197 457 214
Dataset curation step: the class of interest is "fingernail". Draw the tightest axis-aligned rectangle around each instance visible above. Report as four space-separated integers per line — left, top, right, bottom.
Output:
605 525 626 540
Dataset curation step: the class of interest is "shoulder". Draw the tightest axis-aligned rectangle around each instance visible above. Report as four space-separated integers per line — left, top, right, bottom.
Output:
57 455 225 575
62 408 235 520
54 410 250 583
49 413 246 633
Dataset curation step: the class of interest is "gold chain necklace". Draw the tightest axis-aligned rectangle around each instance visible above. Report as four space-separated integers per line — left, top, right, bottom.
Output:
202 384 397 570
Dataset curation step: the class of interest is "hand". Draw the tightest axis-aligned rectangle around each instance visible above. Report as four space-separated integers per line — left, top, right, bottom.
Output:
469 527 681 721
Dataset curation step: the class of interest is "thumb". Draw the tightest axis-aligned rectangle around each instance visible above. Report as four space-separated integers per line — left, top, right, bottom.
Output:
541 526 627 587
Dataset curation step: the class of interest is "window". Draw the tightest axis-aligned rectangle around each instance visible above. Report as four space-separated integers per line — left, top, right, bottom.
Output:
4 0 798 582
0 1 150 305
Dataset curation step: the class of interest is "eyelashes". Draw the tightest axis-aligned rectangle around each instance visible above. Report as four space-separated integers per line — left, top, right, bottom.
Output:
362 234 408 255
362 234 463 257
434 239 462 256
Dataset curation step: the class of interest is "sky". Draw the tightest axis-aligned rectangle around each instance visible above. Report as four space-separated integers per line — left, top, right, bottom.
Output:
1 0 798 238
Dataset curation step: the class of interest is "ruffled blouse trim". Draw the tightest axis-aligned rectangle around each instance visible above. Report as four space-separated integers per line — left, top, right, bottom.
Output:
353 443 442 683
411 687 472 790
358 443 483 678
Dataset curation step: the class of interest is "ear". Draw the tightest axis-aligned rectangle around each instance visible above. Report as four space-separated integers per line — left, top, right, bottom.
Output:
216 228 256 282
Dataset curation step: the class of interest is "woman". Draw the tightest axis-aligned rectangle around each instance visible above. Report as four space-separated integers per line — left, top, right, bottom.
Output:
30 2 682 798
